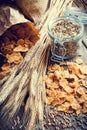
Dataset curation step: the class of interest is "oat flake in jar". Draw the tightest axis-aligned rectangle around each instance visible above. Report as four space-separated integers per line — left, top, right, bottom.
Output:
48 15 84 62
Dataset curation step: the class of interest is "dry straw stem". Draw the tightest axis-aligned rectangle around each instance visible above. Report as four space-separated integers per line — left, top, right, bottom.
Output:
26 44 50 130
0 0 73 130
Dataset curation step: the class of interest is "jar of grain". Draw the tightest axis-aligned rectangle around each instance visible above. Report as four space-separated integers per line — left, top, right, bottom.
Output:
48 16 84 62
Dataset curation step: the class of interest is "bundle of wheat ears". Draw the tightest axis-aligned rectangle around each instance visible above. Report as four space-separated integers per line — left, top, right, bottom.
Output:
0 0 73 130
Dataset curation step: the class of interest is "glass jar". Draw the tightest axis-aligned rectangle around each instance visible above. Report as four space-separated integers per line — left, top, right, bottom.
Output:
48 16 84 62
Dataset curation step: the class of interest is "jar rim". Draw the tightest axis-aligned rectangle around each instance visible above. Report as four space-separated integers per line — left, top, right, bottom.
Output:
48 16 84 43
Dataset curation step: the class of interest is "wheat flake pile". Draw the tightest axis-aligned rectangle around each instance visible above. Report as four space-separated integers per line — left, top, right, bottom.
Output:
44 57 87 115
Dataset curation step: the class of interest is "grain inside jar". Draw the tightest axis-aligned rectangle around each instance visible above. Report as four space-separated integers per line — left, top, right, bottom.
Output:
51 19 81 58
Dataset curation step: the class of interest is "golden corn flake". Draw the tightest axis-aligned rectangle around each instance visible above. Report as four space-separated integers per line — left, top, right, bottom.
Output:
52 98 65 106
58 102 71 113
59 78 73 93
1 63 11 71
54 70 64 80
76 87 86 95
48 64 62 72
13 45 28 52
67 62 85 79
69 81 79 92
71 99 81 110
67 62 80 75
6 52 23 64
63 70 70 79
46 97 54 105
